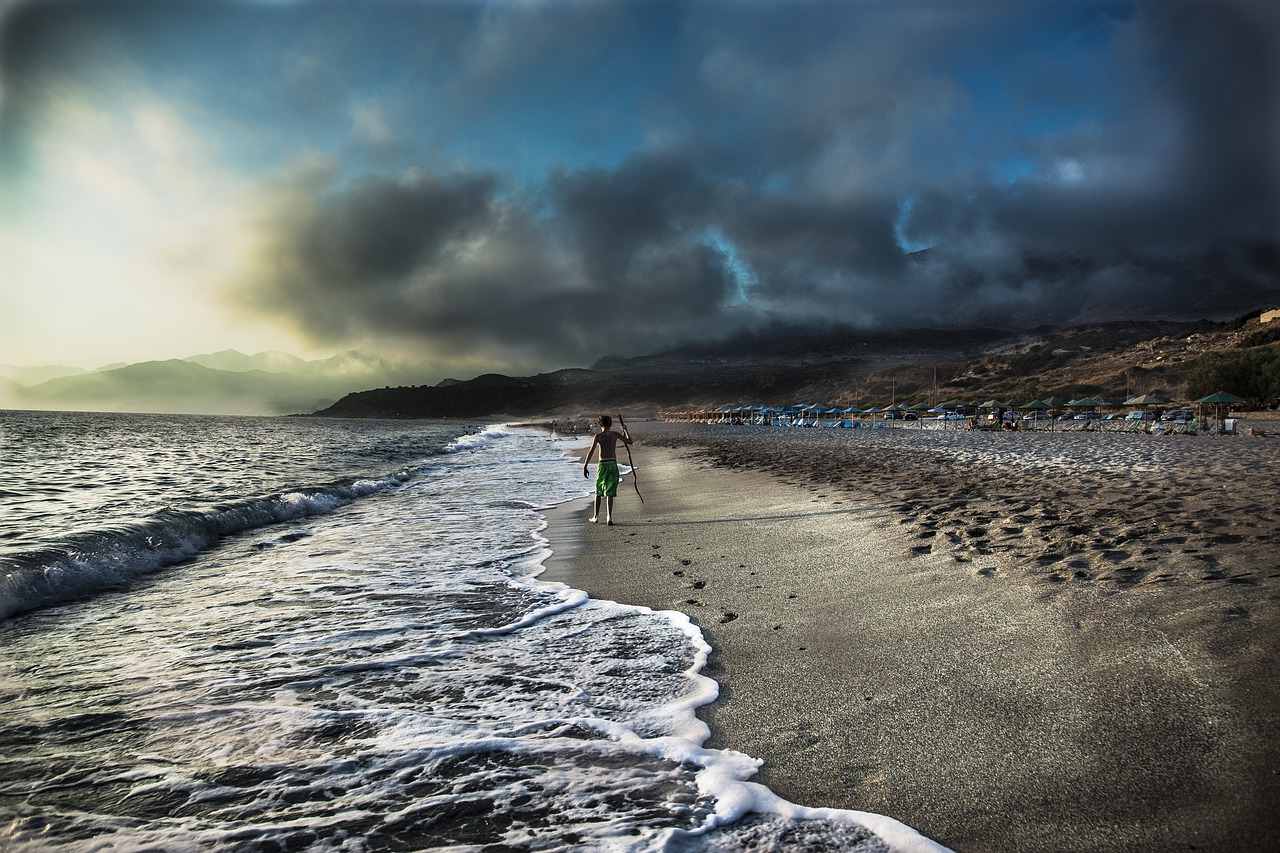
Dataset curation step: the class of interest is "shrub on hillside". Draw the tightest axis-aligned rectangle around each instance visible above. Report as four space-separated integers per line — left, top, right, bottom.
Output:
1183 349 1280 407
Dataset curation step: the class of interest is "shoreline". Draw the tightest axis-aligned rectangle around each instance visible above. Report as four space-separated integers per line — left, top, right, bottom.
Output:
540 424 1280 852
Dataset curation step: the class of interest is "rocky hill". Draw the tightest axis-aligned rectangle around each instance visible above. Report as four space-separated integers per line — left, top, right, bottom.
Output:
312 308 1280 419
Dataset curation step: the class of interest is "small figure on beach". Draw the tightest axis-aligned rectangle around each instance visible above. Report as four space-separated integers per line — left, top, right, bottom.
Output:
583 414 633 525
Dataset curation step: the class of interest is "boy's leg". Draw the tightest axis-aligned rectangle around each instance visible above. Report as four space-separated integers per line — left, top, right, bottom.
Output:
605 496 614 525
590 494 601 523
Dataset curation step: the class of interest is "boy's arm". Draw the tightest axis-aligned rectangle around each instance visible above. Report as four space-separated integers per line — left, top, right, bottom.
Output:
617 414 633 445
582 436 598 475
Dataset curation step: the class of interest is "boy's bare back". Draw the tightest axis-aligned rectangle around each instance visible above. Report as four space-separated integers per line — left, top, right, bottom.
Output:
594 429 624 461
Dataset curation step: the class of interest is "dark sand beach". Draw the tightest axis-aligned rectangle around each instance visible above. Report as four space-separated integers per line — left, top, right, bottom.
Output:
542 422 1280 852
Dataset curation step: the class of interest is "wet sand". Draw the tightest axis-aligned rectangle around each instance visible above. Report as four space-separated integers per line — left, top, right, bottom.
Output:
541 423 1280 852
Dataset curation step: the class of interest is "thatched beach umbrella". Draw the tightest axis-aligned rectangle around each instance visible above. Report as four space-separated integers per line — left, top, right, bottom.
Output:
1194 391 1244 404
1124 393 1172 406
1070 396 1111 410
1020 398 1052 429
1065 396 1107 425
1194 391 1245 432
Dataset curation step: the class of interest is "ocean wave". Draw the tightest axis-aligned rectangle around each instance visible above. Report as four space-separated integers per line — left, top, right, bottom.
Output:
444 422 514 453
0 474 409 621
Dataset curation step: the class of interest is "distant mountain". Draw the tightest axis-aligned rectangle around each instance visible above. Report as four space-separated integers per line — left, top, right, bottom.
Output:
182 349 308 373
0 363 90 385
3 350 426 416
312 310 1280 419
301 350 404 378
313 324 1024 419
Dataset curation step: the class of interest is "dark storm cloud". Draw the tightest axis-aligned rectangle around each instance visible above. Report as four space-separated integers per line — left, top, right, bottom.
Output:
244 156 742 365
245 0 1277 363
10 0 1274 371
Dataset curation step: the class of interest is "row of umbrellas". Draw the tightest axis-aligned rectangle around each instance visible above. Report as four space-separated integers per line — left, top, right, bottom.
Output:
663 391 1246 420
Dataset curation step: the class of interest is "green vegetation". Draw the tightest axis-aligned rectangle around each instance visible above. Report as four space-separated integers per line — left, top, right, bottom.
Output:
1184 349 1280 407
1240 324 1280 348
1225 307 1267 330
1043 383 1106 401
1002 344 1068 378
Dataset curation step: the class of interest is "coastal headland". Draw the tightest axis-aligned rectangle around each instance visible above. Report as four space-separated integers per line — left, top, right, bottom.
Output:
310 310 1280 422
542 422 1280 852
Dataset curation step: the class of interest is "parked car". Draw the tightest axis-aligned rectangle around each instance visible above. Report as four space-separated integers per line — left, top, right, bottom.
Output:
1162 407 1193 422
1022 411 1052 421
1074 411 1102 420
1125 410 1156 420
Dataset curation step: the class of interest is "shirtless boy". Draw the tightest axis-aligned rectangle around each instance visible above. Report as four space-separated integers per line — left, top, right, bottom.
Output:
582 414 633 525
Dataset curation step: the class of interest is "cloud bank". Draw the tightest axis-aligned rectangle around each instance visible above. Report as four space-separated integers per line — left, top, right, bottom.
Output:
4 0 1278 374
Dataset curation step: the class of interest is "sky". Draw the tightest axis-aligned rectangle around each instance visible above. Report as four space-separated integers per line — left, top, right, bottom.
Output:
1 0 1277 379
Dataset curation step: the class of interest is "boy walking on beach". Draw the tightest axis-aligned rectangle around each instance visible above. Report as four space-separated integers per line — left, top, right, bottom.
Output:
583 415 633 525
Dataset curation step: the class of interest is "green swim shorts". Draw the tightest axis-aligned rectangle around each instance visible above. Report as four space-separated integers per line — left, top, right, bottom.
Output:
595 459 620 497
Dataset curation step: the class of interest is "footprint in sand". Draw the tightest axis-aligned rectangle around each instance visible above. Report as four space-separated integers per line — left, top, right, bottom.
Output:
719 612 738 623
691 580 706 589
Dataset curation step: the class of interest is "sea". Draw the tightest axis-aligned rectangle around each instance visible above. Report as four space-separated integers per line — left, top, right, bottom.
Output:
0 410 943 853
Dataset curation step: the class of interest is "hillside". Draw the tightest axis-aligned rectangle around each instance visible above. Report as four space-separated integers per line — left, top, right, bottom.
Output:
4 350 424 416
313 310 1280 419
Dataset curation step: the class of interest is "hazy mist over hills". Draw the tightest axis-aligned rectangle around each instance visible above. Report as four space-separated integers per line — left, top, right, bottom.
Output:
0 350 426 416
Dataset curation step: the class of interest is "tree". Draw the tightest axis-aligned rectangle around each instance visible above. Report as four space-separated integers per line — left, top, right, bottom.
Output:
1183 349 1280 407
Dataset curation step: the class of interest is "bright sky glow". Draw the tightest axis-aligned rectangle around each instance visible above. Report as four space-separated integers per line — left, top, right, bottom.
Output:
1 0 1276 375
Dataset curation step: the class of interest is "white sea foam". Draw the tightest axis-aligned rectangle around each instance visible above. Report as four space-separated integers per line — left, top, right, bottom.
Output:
0 416 949 852
445 422 514 453
0 474 413 620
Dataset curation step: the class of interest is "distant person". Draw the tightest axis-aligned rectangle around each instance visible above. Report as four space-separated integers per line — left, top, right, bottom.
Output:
582 414 633 525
